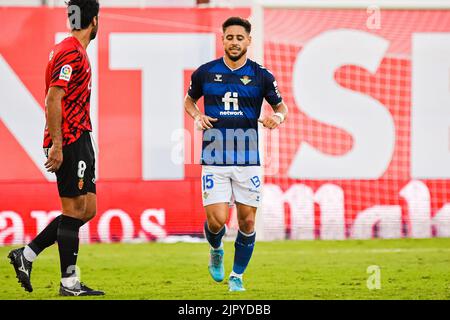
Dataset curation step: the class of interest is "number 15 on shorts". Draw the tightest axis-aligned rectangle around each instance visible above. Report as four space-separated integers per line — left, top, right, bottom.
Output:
202 174 214 190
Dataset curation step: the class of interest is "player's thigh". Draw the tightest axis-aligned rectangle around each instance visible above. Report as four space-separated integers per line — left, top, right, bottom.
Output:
55 132 96 200
231 166 262 208
201 166 232 207
202 166 232 230
61 195 87 219
84 192 97 222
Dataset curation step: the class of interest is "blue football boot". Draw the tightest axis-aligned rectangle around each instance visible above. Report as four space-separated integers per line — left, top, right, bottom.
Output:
208 248 225 282
228 276 245 292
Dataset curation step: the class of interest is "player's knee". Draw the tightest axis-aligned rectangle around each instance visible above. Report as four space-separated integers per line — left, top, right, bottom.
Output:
207 216 226 233
84 208 97 222
71 202 87 218
208 221 224 234
238 218 255 234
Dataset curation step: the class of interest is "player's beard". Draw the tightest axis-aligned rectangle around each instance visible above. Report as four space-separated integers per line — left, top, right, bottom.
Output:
226 47 247 62
90 25 98 41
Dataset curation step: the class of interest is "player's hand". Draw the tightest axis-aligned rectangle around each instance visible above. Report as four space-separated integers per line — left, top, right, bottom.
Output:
45 145 63 173
258 114 282 129
194 114 218 130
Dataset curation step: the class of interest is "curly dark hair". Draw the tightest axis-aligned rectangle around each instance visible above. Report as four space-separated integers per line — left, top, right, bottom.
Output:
222 17 251 34
66 0 100 30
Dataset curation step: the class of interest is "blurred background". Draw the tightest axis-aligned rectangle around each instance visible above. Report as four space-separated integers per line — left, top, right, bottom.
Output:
0 0 449 245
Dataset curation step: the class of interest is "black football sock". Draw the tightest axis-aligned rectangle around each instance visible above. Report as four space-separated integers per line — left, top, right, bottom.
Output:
57 215 84 279
28 215 62 256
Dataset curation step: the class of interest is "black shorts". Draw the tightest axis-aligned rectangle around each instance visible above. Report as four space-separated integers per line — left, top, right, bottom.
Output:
45 131 96 198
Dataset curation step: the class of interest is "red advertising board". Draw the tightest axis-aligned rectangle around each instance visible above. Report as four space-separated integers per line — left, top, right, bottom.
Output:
1 7 449 244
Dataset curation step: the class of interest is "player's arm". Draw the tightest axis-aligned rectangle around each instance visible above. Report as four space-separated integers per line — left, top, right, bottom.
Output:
45 48 78 172
259 101 288 130
44 86 65 173
184 94 218 130
259 70 288 130
184 67 217 130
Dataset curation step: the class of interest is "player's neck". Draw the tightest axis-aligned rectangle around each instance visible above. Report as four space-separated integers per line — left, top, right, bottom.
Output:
70 30 91 50
223 55 247 71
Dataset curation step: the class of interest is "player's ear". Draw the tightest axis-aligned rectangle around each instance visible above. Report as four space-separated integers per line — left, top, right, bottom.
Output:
92 16 98 27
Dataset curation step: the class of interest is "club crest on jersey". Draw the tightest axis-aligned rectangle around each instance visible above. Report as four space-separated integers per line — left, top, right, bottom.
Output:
240 76 252 85
78 178 84 190
214 74 222 82
59 65 72 82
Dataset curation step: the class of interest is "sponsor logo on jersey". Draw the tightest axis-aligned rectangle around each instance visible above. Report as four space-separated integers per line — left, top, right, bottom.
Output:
221 92 241 116
59 64 72 82
214 74 222 82
273 80 281 98
219 110 244 116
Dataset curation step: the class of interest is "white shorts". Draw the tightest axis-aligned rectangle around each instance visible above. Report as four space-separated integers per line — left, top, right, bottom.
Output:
201 166 262 208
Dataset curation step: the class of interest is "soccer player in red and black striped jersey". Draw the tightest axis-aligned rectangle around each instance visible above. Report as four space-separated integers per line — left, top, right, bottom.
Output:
8 0 104 296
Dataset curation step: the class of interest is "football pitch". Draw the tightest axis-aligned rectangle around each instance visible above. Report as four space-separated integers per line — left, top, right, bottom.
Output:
0 238 449 300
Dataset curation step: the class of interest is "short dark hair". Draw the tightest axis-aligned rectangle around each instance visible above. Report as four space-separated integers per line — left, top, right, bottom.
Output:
66 0 99 30
222 17 251 34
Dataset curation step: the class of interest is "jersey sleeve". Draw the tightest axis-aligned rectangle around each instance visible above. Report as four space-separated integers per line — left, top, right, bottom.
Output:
187 67 203 100
49 49 80 93
263 69 283 106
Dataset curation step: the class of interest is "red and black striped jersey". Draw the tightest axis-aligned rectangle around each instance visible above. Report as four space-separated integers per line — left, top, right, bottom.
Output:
43 36 92 148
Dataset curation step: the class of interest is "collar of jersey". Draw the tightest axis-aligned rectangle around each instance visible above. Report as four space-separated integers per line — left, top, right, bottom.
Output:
222 57 248 72
69 36 86 54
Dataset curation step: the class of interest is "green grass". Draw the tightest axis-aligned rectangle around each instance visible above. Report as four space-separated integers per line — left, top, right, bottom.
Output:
0 238 449 300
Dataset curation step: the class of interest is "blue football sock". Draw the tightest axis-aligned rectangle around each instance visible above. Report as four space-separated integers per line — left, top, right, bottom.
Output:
233 229 256 275
204 221 225 249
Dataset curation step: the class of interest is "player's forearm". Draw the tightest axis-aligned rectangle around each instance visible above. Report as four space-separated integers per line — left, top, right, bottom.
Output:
184 95 202 120
273 102 288 121
45 95 63 148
